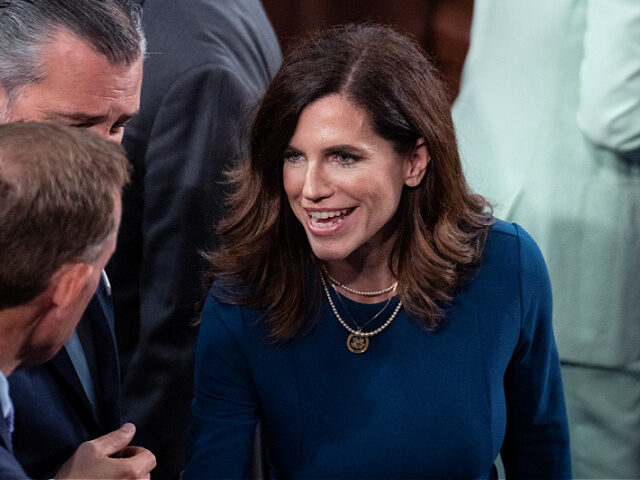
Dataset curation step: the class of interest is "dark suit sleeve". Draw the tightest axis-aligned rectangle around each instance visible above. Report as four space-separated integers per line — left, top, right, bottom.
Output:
120 63 259 477
500 225 572 479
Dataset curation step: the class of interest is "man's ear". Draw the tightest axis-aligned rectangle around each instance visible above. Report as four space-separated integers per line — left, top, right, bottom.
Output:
404 138 429 187
50 263 93 310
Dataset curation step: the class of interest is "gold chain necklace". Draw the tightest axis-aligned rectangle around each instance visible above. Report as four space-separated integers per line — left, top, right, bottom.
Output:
320 273 402 353
333 282 394 332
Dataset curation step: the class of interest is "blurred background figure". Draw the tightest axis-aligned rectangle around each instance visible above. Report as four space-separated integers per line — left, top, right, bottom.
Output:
453 1 640 477
0 1 145 478
262 0 472 100
0 121 155 480
107 1 281 477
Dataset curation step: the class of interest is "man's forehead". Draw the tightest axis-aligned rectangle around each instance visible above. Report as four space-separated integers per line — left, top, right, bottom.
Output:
40 29 142 88
25 30 142 117
42 27 141 72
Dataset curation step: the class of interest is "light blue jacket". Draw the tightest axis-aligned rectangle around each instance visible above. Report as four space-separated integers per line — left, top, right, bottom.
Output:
453 0 640 368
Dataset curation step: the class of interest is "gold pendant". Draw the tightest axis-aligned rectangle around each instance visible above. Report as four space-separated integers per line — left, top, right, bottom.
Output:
347 333 369 353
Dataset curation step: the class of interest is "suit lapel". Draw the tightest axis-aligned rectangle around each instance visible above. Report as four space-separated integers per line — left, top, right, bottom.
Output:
49 344 101 431
90 282 121 431
47 276 120 435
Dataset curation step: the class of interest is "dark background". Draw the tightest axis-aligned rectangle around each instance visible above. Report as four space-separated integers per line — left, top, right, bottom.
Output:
262 0 474 101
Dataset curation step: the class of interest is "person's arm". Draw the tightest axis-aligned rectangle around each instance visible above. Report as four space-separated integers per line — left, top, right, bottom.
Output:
55 423 155 480
577 0 640 163
183 293 259 479
500 225 572 479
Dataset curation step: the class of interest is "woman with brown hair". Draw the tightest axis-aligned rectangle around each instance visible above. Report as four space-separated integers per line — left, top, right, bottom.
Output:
184 23 571 479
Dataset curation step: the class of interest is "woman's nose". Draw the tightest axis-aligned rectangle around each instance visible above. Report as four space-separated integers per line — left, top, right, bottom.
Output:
302 162 333 201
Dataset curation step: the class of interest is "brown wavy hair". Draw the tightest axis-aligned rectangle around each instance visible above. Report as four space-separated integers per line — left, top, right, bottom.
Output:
206 23 493 341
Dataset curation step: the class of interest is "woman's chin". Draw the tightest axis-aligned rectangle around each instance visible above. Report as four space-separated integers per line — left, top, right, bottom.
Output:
309 244 351 263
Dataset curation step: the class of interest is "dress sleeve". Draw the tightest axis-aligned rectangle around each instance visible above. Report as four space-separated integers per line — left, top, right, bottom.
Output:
183 293 259 480
500 225 572 479
577 0 640 160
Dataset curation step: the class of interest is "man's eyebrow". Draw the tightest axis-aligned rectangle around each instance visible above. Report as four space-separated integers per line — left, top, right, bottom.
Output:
50 111 139 124
50 112 108 123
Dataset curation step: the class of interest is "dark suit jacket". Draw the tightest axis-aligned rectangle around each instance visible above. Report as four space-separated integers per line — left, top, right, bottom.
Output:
9 280 121 479
0 413 29 480
106 1 281 477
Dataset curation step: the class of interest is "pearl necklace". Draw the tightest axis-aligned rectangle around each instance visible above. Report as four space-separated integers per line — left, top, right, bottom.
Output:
320 274 402 353
321 267 398 297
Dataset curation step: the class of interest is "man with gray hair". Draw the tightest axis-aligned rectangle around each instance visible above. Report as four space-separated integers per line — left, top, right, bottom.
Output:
0 121 155 479
0 1 146 477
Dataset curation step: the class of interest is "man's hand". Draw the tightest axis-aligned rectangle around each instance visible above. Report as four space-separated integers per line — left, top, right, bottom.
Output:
55 423 156 479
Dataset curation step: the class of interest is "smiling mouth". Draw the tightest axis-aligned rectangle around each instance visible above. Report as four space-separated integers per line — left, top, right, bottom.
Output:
308 208 353 229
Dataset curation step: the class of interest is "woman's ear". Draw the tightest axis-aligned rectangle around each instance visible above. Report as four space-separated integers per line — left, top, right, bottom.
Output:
404 138 429 187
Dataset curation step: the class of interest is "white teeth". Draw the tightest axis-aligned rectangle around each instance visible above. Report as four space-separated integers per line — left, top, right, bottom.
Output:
311 216 344 228
308 209 350 229
309 209 348 220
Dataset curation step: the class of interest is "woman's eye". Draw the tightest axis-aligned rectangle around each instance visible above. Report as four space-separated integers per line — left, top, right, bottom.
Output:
335 153 356 165
284 151 303 163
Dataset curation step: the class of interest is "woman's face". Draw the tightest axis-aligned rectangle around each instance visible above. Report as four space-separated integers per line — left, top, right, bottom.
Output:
283 94 426 264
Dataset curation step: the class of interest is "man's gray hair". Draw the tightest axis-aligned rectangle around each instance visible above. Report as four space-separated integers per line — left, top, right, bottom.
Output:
0 0 146 102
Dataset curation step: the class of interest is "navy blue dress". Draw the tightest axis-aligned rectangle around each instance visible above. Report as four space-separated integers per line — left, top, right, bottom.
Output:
185 220 572 479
